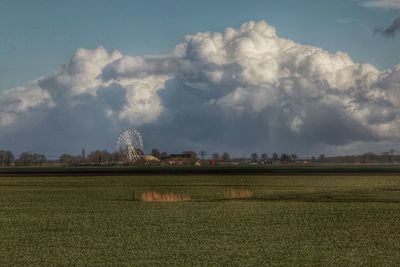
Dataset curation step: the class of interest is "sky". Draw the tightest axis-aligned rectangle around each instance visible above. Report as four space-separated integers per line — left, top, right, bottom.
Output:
1 0 400 90
1 0 400 157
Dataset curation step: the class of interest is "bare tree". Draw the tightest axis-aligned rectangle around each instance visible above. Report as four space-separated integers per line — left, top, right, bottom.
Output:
16 152 46 166
151 149 161 159
88 150 112 164
81 148 86 160
0 150 15 165
183 151 197 158
280 153 290 164
212 153 220 160
260 153 268 163
221 152 230 161
250 153 258 162
59 154 79 166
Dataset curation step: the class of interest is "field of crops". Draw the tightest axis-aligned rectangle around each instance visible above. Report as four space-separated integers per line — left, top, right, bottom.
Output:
1 175 400 265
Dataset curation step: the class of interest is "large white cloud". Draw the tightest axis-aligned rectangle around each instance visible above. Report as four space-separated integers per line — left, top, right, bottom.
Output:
0 21 399 155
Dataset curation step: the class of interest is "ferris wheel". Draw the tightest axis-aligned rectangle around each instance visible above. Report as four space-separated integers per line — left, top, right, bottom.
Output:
117 128 144 162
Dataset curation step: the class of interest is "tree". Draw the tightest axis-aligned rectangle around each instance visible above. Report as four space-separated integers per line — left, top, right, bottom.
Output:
0 151 4 165
87 150 112 164
5 151 15 165
212 153 220 160
34 154 46 166
88 151 100 164
318 154 325 163
151 149 161 159
280 153 290 164
59 154 79 166
221 152 230 161
389 149 396 162
250 153 258 162
16 152 46 166
81 148 86 160
0 150 14 165
272 153 279 161
260 153 268 163
112 152 121 163
183 151 197 158
17 152 34 165
101 150 112 163
160 152 168 159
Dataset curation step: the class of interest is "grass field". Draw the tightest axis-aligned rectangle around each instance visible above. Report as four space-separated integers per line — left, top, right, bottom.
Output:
1 175 400 266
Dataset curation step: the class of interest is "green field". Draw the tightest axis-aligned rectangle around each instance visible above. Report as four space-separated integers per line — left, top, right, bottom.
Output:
1 175 400 266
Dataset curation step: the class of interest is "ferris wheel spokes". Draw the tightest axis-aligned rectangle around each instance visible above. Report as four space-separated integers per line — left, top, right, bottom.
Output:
117 128 144 163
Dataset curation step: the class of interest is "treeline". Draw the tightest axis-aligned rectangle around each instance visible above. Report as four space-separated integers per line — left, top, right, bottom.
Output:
316 151 400 164
0 150 15 166
206 152 298 164
202 150 400 164
59 150 119 166
1 148 399 166
0 149 122 166
0 149 191 167
0 151 48 166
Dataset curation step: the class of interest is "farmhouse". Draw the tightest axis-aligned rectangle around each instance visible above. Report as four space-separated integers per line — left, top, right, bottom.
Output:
163 153 197 165
142 155 160 162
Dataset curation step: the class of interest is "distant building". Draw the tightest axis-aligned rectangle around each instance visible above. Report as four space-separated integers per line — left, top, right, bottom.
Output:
162 153 197 165
142 155 160 162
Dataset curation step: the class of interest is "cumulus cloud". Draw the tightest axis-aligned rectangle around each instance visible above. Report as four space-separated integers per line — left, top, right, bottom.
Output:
359 0 400 10
1 21 400 155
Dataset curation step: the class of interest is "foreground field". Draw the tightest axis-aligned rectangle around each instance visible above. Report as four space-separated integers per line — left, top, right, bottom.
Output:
1 175 400 266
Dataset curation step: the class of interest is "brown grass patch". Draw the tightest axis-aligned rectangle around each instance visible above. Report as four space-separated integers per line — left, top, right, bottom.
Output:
141 191 191 202
224 187 254 199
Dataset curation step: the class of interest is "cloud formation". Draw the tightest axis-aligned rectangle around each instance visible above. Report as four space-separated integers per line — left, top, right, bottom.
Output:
359 0 400 10
1 21 400 155
376 17 400 37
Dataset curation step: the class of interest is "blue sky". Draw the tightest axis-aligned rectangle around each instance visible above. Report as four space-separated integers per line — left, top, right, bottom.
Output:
0 0 399 90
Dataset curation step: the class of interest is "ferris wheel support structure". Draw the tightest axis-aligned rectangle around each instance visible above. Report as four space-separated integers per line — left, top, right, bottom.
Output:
117 128 144 163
